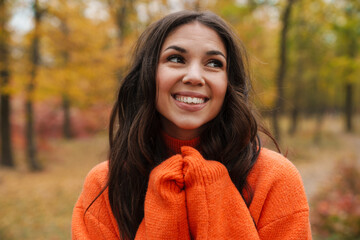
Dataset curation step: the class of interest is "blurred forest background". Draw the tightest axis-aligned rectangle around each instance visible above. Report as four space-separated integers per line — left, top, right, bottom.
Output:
0 0 359 239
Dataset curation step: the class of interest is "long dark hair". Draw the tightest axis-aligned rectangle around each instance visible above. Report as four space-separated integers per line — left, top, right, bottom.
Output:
104 10 278 240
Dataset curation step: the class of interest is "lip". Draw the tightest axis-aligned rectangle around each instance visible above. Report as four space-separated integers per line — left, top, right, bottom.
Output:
171 91 209 112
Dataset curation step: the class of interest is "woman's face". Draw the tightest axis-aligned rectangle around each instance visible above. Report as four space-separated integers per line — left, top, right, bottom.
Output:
156 22 228 140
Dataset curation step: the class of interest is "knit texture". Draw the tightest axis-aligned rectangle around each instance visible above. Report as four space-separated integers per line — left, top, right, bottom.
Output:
72 135 312 239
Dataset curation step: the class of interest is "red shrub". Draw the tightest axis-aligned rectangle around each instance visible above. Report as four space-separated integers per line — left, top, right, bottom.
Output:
311 160 360 239
10 97 111 150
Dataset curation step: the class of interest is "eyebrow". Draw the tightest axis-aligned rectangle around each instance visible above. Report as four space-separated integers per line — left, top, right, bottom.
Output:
164 45 186 53
164 45 226 60
206 50 226 60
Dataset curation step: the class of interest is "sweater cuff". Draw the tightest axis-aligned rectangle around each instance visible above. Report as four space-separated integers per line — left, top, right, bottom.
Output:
181 146 227 187
148 154 185 200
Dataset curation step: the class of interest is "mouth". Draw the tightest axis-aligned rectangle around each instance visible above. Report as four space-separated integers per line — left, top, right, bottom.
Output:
172 94 209 105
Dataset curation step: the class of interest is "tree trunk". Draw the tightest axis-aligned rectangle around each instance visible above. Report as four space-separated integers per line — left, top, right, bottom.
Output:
313 109 324 145
107 0 134 82
63 94 72 139
311 73 327 143
345 83 353 132
344 22 356 132
111 0 132 44
0 0 14 167
288 55 304 135
25 95 40 170
289 102 299 135
60 21 73 139
0 84 14 167
272 0 296 142
26 0 42 171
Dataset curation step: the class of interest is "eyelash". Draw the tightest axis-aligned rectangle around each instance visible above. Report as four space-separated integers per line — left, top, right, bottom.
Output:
167 55 184 64
207 60 223 68
167 55 224 68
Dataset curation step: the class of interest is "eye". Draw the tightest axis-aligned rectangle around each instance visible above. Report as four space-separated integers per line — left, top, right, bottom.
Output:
207 59 223 68
167 55 185 64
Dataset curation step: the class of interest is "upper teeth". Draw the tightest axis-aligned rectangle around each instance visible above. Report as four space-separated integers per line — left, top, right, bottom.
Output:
175 95 205 104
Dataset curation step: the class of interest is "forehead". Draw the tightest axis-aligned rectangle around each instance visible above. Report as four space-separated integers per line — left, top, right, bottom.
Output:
161 22 226 54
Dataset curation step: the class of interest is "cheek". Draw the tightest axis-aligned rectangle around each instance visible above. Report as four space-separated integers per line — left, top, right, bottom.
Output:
213 75 228 100
155 68 165 98
156 67 174 93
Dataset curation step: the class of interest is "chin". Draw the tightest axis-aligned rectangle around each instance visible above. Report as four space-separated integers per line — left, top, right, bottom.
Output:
160 115 210 138
173 119 201 128
174 121 207 132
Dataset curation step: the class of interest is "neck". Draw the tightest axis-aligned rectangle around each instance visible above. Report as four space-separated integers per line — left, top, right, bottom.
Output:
161 131 200 155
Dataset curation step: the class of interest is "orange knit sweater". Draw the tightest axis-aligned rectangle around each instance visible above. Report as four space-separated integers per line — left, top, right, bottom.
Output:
72 135 311 239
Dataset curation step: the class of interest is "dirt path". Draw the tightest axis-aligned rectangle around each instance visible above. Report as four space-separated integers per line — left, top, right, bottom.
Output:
294 133 360 201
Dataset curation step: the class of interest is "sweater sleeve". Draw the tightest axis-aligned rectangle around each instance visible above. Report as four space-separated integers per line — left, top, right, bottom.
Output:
254 149 312 239
135 154 191 240
181 146 311 240
72 162 119 240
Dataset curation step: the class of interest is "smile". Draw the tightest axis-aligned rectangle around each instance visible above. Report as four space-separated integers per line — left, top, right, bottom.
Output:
173 94 208 105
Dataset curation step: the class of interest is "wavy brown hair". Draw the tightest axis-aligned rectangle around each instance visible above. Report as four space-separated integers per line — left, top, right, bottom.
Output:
101 10 278 240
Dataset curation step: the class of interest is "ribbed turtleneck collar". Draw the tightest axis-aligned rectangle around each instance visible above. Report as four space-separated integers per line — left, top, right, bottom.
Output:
161 131 200 155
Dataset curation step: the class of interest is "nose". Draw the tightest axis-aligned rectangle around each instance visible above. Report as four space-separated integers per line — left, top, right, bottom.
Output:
182 63 205 86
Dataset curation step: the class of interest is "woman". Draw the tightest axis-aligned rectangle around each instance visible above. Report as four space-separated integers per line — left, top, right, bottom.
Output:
72 10 311 239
